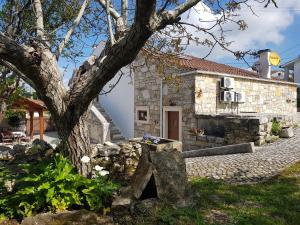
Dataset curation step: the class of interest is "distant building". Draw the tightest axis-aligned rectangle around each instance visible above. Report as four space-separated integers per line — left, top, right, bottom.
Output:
271 70 285 80
281 56 300 84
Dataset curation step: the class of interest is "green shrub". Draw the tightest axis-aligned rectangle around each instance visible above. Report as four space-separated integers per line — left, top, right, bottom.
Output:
4 110 26 127
0 155 118 220
271 119 282 136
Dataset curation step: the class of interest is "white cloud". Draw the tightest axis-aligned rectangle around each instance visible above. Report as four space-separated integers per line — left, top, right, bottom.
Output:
183 0 300 62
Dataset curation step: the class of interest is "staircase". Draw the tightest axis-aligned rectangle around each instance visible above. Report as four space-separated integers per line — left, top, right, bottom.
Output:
93 102 126 143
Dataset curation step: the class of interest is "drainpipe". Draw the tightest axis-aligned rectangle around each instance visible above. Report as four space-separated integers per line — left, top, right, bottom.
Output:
160 78 163 137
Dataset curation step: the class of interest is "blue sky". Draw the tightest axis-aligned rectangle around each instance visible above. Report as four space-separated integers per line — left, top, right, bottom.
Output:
184 0 300 69
59 0 300 84
223 9 300 67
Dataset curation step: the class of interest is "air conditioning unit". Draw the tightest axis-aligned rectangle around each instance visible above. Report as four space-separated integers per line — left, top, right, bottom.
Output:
235 92 245 103
220 77 235 89
220 91 235 103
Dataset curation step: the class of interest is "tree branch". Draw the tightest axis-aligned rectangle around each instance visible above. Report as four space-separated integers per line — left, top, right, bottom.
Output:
169 0 202 17
121 0 128 26
6 0 31 38
96 0 120 20
106 0 115 45
56 0 90 59
67 0 157 116
0 33 67 117
32 0 45 40
0 59 36 89
158 0 202 28
0 33 38 77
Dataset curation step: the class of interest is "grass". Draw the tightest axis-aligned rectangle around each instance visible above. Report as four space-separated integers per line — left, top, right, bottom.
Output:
133 162 300 225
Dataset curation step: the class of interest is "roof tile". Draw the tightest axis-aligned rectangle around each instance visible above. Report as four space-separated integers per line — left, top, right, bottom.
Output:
177 55 258 77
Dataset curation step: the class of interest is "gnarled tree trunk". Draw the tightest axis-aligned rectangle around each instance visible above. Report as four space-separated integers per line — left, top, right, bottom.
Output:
55 112 92 177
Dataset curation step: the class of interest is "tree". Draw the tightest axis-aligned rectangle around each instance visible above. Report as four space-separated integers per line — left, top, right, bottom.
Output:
0 0 277 176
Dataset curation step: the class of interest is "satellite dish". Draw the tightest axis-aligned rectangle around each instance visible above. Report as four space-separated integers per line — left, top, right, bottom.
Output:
269 52 281 66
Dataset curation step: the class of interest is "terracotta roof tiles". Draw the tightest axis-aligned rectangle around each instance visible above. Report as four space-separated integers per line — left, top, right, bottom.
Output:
177 55 258 77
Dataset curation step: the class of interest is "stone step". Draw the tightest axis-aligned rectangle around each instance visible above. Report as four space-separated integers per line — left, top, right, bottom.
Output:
93 102 126 143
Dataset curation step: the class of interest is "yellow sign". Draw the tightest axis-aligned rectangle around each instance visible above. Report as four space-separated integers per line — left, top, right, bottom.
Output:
269 52 281 66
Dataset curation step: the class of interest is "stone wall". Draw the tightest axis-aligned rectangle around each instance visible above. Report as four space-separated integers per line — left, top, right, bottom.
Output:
87 107 110 144
134 58 161 138
195 115 295 148
134 57 197 149
134 57 298 150
91 140 142 181
195 74 297 116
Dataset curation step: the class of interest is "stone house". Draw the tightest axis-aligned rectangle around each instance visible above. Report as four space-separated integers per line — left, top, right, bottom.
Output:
134 50 297 150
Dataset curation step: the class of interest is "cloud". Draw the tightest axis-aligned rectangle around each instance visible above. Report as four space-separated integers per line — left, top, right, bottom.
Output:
183 0 300 63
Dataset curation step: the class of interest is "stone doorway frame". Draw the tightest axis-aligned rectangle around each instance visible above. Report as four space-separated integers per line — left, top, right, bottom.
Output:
163 106 182 141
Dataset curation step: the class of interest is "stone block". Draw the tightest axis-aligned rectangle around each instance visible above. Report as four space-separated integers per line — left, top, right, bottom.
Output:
150 150 191 207
131 154 153 199
215 137 225 144
197 135 207 142
207 136 216 143
279 127 294 138
255 139 265 146
182 142 254 158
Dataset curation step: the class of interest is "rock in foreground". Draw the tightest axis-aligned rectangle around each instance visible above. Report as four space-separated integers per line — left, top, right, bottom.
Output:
21 210 114 225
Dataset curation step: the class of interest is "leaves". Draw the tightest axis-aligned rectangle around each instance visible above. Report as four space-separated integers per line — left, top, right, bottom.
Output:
0 154 119 220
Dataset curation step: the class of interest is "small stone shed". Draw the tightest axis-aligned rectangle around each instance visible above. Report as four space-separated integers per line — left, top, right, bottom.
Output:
134 53 297 150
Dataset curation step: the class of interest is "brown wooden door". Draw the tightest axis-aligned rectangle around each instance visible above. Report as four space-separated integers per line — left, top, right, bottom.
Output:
168 111 179 140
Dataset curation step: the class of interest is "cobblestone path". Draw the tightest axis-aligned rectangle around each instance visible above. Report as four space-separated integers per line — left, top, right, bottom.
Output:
185 123 300 183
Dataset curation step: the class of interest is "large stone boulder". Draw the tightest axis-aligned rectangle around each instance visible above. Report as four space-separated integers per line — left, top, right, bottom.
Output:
129 138 191 207
21 210 114 225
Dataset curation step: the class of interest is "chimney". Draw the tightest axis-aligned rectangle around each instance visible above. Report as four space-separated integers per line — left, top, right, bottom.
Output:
257 49 271 79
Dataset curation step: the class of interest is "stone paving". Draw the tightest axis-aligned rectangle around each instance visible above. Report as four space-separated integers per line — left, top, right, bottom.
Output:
185 121 300 183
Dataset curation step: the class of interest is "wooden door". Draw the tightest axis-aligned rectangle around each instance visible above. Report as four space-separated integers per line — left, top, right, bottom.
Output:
168 111 179 140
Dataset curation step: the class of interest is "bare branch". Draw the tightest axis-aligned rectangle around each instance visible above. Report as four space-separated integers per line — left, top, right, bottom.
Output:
32 0 45 40
67 0 157 115
106 0 115 45
56 0 90 59
6 0 31 38
264 0 278 8
159 0 171 12
100 70 123 95
121 0 128 26
96 0 120 20
164 0 202 20
0 59 36 89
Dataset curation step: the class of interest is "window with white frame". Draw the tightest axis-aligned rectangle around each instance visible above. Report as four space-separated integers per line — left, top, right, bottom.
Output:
136 106 150 123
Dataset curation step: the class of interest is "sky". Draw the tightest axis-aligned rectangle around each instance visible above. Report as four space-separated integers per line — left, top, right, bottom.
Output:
59 0 300 84
182 0 300 69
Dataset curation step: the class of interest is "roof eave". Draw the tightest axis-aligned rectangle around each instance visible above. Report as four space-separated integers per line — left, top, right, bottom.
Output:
178 70 297 86
281 57 300 68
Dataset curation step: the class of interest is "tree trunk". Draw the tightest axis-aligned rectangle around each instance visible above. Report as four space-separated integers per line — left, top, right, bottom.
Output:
55 111 92 177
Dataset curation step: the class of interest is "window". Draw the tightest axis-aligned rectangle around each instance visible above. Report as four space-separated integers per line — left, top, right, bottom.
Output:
136 106 150 123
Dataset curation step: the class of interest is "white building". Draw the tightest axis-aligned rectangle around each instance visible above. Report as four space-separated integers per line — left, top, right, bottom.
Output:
281 56 300 84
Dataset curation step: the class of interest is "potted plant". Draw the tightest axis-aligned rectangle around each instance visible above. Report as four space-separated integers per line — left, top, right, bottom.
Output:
5 109 26 131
